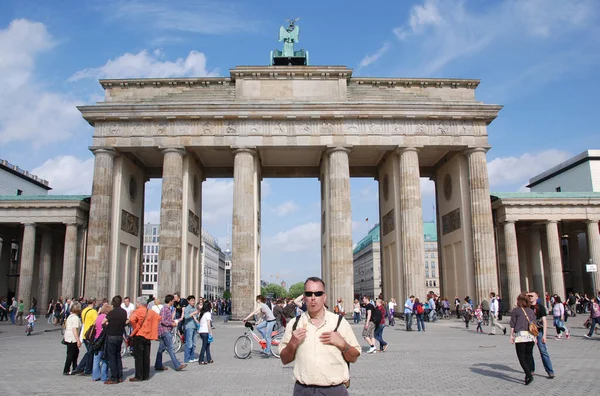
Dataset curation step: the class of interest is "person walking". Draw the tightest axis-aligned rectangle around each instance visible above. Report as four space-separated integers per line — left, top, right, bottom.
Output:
361 295 377 353
583 295 600 339
474 305 484 333
387 298 396 326
413 298 425 332
489 292 507 336
9 297 17 324
352 299 361 324
155 294 186 372
280 277 360 395
527 291 555 378
454 296 461 319
374 299 388 352
129 296 160 382
552 296 569 339
62 302 82 375
462 297 472 329
404 295 414 331
73 298 98 376
16 299 24 325
509 293 537 386
103 296 128 385
183 295 198 363
196 300 214 365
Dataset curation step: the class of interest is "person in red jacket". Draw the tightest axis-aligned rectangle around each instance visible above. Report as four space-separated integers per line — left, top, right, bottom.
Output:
374 299 388 352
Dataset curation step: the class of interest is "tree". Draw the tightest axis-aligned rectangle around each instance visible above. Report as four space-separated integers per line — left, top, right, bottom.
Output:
288 282 305 298
223 290 231 300
261 283 288 299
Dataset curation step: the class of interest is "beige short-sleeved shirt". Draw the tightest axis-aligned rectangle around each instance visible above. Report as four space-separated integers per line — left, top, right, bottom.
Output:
280 310 360 386
64 314 81 343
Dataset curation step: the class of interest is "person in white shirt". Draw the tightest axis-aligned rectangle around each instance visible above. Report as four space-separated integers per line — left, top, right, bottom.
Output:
196 301 213 364
428 296 437 322
388 298 397 326
489 292 507 335
121 297 135 319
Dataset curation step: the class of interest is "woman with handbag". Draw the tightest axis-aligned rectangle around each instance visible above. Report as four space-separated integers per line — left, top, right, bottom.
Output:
63 302 82 375
196 300 214 365
92 303 112 382
552 296 570 339
509 293 537 385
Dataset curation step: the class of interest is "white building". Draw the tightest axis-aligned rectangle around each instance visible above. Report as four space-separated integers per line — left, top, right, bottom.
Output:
528 150 600 192
141 224 160 296
201 228 224 300
0 159 51 196
423 221 440 296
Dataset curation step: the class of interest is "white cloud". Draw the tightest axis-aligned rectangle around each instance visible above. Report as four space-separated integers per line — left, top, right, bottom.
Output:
487 150 572 191
273 201 299 217
70 50 218 81
265 222 320 252
358 42 391 68
391 0 598 76
144 210 160 225
0 19 85 146
202 179 233 226
31 155 94 195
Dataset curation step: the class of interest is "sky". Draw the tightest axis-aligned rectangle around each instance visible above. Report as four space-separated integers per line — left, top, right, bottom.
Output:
1 0 599 286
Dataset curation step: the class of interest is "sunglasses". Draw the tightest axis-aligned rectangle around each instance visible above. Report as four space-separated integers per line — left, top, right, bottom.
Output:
304 291 325 297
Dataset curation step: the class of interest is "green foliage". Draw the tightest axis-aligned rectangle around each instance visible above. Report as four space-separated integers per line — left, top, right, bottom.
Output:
288 282 305 298
223 290 231 300
261 283 288 299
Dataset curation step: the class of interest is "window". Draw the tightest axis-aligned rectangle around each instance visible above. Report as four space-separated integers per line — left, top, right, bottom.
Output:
153 274 157 282
16 189 23 196
432 270 436 278
153 227 157 235
142 284 153 290
426 270 430 278
555 187 561 192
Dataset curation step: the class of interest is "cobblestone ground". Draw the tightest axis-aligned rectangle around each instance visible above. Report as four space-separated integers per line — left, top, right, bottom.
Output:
0 314 597 396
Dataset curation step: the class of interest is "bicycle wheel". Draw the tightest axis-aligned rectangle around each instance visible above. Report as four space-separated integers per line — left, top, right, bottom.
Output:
172 332 182 353
234 335 252 359
270 333 284 359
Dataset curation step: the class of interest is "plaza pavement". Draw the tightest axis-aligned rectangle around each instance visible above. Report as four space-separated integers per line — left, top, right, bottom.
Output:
0 314 597 396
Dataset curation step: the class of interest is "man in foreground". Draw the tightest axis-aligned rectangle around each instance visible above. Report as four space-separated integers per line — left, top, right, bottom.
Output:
528 291 555 378
280 277 360 396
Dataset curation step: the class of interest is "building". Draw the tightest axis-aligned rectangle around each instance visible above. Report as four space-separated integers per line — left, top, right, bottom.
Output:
527 150 600 192
141 224 160 297
0 159 51 196
201 228 224 300
424 221 440 295
353 222 440 299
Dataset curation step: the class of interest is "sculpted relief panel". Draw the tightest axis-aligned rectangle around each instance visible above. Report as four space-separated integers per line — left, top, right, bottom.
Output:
94 119 479 138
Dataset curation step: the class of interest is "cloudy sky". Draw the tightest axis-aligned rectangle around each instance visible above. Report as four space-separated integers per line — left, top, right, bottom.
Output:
1 0 598 285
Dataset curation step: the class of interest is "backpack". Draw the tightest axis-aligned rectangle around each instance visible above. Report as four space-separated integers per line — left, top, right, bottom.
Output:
292 314 351 388
371 306 382 324
416 304 424 315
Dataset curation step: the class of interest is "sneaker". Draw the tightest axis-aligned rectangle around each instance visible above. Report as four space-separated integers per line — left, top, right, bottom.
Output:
367 346 376 354
565 330 570 340
584 334 591 339
548 373 555 379
383 344 388 352
554 335 562 340
189 358 199 363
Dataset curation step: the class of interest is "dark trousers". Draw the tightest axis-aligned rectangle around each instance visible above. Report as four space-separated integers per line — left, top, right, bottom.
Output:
293 382 348 396
515 342 534 378
106 335 124 381
132 336 151 380
199 333 212 362
75 340 93 373
63 342 79 374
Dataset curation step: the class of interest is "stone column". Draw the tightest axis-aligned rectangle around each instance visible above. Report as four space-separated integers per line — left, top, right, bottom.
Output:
546 220 565 299
397 147 425 299
517 231 529 291
18 223 36 312
503 221 521 305
158 147 186 298
326 147 354 309
231 148 258 319
61 223 78 299
85 148 116 299
38 230 53 313
586 220 600 294
466 148 498 304
569 231 584 293
530 228 545 296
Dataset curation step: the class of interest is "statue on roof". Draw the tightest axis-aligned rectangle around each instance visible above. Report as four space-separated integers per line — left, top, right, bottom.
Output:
270 18 309 66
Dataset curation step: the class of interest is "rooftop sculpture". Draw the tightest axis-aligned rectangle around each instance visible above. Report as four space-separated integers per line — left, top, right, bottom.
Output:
270 18 309 66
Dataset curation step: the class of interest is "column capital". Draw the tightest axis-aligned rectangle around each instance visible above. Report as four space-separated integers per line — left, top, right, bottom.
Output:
585 219 600 225
503 220 516 225
89 147 117 157
63 222 79 227
545 219 559 224
22 223 36 228
396 146 421 155
325 146 352 155
465 147 490 156
160 146 187 155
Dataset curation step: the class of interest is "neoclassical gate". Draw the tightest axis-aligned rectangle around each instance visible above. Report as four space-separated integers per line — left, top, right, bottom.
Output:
78 65 502 318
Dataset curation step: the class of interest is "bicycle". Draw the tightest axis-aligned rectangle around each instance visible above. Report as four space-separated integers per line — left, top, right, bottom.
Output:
234 321 283 359
171 326 183 353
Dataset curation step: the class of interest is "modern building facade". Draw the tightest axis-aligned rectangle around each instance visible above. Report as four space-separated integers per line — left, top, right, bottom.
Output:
0 159 51 196
527 150 600 192
141 224 160 296
424 221 440 295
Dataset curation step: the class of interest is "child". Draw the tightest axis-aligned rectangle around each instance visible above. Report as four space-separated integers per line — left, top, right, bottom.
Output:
26 309 36 333
474 305 483 333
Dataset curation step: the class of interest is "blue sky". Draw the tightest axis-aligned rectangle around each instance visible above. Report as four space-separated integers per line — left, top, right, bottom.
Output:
1 0 599 286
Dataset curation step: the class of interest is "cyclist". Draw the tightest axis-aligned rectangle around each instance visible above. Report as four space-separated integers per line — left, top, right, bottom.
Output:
242 295 276 357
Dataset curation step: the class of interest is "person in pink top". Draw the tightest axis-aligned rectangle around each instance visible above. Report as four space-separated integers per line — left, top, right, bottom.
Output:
92 304 112 381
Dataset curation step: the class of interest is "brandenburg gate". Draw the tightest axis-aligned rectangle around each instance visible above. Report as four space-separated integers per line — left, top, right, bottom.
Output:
78 26 502 318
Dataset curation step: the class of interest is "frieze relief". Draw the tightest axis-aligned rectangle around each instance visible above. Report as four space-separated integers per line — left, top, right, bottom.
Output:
121 209 140 237
94 119 479 138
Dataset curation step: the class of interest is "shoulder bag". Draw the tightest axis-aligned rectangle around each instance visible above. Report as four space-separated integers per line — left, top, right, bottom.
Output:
521 307 539 337
126 308 149 347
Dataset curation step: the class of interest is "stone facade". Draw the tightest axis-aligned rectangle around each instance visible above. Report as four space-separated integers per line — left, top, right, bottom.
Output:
78 65 502 316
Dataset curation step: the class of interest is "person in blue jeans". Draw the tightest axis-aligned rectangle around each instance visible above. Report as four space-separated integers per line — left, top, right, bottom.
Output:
155 294 187 371
413 298 426 332
243 295 276 356
183 295 198 363
196 300 214 364
528 292 555 378
92 304 111 382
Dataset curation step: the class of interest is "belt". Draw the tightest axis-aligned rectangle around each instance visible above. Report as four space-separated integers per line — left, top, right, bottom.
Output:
266 319 276 322
295 381 343 388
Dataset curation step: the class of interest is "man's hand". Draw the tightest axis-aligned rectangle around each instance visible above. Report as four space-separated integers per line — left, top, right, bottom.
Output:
290 328 307 347
319 331 345 349
541 335 546 344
